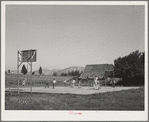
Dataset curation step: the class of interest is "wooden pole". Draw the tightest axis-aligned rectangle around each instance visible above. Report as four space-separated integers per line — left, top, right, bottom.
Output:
30 61 32 93
17 51 19 93
105 71 106 86
113 70 115 78
106 71 108 86
27 64 28 86
30 50 33 94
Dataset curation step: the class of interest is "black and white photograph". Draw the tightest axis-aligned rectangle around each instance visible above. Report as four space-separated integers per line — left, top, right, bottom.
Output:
1 1 148 121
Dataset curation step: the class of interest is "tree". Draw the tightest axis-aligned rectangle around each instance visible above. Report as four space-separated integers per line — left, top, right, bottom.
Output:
21 65 27 75
61 70 82 76
39 67 42 76
32 72 35 75
53 72 58 76
114 50 144 86
61 73 68 76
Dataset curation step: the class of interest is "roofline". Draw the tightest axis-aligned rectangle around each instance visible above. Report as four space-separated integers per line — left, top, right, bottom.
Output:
85 64 114 66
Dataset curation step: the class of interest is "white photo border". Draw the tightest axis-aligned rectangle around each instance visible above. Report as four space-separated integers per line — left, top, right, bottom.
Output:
1 1 148 121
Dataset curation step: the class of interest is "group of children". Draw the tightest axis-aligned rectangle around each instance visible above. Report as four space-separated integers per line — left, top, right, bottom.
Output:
93 76 116 90
45 78 81 89
94 76 101 90
45 79 57 89
45 76 116 90
110 80 116 87
64 79 81 88
20 77 116 90
70 79 81 88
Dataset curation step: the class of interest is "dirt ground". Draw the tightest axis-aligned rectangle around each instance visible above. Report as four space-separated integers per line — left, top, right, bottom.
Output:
5 86 140 95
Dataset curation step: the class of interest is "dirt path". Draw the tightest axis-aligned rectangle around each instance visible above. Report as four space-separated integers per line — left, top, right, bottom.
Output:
5 86 141 95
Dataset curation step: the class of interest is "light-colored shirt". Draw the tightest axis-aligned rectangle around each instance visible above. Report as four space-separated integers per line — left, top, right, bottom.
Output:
107 77 110 81
53 80 56 83
94 77 98 81
72 80 75 84
22 79 26 85
94 77 98 82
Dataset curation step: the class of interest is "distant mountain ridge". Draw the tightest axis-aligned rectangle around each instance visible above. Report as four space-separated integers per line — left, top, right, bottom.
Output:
33 66 84 76
33 68 60 75
57 66 84 76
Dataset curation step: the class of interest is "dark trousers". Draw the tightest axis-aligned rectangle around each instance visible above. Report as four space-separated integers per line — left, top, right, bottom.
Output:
53 83 55 89
112 82 115 87
45 83 49 88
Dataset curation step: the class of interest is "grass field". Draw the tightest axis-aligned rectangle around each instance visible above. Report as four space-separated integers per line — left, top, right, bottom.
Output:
5 87 144 110
5 75 95 88
6 75 74 87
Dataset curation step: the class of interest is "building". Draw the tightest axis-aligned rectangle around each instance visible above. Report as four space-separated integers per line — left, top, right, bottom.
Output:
80 64 114 79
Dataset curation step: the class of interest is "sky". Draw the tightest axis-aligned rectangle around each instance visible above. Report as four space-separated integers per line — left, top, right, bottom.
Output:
5 5 145 71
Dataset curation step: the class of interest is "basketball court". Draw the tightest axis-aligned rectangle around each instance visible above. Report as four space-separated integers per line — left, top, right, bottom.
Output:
5 86 140 95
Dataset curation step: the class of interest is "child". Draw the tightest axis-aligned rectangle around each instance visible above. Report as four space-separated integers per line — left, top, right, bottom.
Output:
112 80 116 87
78 80 81 89
64 80 67 87
97 80 101 90
45 79 49 88
53 79 56 89
94 76 98 90
72 79 75 88
22 79 27 87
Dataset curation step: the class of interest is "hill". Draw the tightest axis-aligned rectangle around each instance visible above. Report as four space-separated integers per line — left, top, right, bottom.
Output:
57 66 84 76
33 68 60 75
33 66 84 76
6 66 85 76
